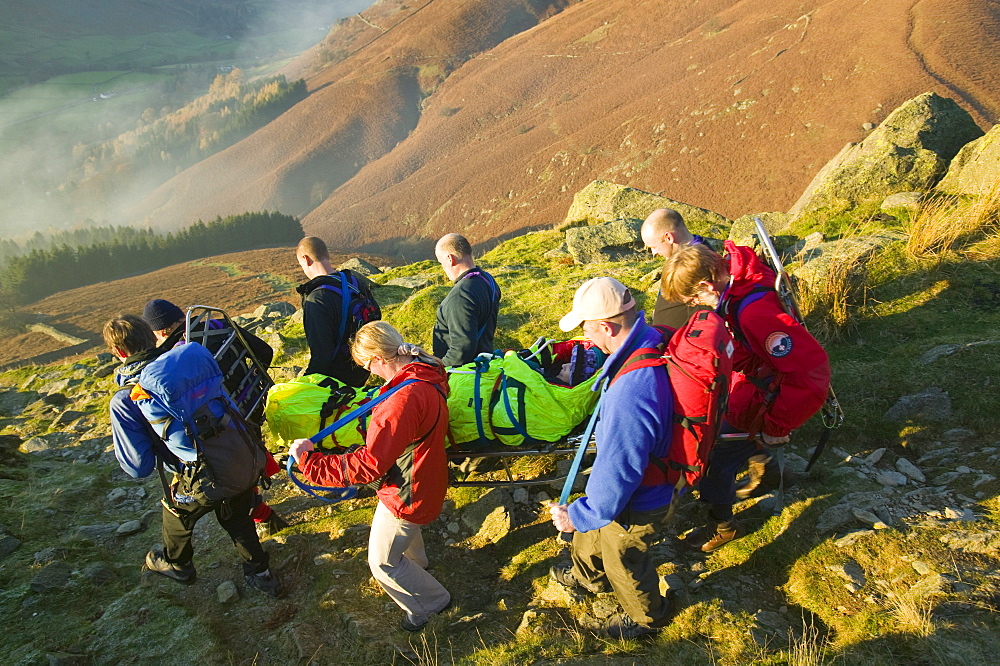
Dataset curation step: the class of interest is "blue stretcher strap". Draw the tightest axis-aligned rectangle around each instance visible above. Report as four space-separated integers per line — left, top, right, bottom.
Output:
472 356 492 443
558 377 608 505
500 373 532 441
337 271 350 351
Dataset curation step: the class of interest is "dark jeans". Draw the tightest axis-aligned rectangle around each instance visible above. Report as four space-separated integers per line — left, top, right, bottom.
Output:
698 424 759 521
570 505 671 627
161 486 269 576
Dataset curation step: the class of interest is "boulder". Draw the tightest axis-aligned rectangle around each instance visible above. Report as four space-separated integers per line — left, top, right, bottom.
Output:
883 387 952 423
217 580 239 604
30 561 72 592
20 436 55 454
338 257 383 276
728 212 791 249
789 92 983 219
460 487 514 543
881 192 922 211
565 218 646 263
387 276 435 290
253 301 296 319
790 231 907 290
0 534 21 559
937 123 1000 195
561 180 730 236
0 389 35 416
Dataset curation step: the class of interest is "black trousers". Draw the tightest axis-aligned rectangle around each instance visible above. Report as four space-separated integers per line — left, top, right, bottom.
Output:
161 486 269 576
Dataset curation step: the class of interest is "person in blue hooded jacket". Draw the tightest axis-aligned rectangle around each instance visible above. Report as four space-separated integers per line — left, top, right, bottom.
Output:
547 277 674 640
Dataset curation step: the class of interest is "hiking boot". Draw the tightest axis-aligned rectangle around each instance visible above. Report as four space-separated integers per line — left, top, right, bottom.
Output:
245 568 284 598
735 454 792 500
687 518 746 552
256 512 290 540
603 613 658 640
145 548 196 585
549 564 598 596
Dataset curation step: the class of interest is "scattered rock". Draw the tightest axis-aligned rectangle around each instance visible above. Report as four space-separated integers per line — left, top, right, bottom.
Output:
31 561 73 592
217 580 239 604
387 276 435 290
116 520 143 536
864 448 886 465
20 436 56 453
939 531 1000 555
52 410 86 427
937 122 1000 195
512 487 530 504
920 341 1000 366
728 212 791 249
852 507 889 529
883 387 952 423
81 561 116 585
543 242 571 259
834 530 874 547
911 560 932 575
0 534 22 559
895 458 926 483
338 257 382 276
560 180 729 234
876 470 908 487
943 428 976 442
34 547 65 565
253 301 296 319
791 232 906 292
75 524 120 542
106 488 128 503
880 192 922 211
828 560 866 589
461 488 514 543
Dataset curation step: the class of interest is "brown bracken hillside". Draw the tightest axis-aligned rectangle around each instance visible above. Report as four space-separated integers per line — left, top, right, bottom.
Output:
133 0 1000 256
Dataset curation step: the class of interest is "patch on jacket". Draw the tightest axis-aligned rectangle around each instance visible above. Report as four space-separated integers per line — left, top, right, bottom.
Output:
765 331 793 357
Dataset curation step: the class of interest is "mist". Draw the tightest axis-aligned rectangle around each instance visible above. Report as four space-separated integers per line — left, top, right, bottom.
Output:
0 0 375 245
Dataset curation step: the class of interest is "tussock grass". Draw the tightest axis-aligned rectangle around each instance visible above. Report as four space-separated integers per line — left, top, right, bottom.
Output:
906 184 1000 259
795 245 868 341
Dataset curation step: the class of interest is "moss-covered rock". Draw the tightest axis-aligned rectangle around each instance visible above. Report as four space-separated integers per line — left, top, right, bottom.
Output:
560 180 730 235
936 123 1000 195
789 92 983 220
729 212 791 248
564 218 645 263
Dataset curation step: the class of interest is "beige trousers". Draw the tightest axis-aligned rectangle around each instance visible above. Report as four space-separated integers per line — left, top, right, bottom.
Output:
368 500 451 623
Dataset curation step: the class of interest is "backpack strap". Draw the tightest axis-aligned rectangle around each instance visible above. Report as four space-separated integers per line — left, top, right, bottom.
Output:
722 285 773 345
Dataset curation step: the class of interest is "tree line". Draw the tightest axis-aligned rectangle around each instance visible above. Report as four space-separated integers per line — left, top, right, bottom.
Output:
0 212 303 304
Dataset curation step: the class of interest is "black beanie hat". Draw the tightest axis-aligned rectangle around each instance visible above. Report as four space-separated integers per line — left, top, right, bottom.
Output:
142 299 184 331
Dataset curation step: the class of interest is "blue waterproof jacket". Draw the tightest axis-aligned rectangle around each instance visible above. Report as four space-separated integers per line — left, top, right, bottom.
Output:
567 315 674 531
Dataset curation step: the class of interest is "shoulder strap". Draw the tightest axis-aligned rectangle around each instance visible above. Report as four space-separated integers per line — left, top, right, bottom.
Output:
724 285 773 345
610 326 671 386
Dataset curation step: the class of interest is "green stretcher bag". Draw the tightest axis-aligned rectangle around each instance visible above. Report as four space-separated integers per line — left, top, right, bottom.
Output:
264 374 375 449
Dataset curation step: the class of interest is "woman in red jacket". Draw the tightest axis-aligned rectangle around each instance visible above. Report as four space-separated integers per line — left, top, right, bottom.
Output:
661 242 831 552
289 321 451 631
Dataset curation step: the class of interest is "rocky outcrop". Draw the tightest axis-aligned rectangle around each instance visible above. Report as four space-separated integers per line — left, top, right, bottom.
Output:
791 231 907 290
789 93 983 219
564 218 646 264
728 212 791 249
561 180 730 236
936 123 1000 195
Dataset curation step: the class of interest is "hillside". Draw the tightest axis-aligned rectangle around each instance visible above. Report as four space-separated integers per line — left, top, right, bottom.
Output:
1 185 1000 662
132 0 1000 255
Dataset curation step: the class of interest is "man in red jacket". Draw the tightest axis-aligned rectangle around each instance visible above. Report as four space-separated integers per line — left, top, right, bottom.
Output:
661 242 830 551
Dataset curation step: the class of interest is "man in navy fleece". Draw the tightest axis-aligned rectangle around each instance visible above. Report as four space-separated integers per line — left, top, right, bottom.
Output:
547 277 674 639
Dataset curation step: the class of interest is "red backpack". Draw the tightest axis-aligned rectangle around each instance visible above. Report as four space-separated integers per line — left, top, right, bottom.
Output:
611 311 735 492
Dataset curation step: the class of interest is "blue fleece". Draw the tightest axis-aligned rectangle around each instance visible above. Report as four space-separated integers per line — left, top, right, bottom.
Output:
567 315 674 532
110 388 184 478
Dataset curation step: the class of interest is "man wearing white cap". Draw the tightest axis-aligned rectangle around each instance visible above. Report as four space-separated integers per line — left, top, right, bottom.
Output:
547 277 675 639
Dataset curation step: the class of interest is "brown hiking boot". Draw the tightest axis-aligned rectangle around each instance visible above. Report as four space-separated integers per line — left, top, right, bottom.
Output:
686 518 746 552
735 454 772 500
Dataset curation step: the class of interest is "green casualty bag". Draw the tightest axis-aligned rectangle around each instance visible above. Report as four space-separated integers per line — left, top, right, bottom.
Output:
265 374 375 449
446 338 605 447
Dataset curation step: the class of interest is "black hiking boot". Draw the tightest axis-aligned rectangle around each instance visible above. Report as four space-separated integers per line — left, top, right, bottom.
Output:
245 568 284 598
602 613 659 640
548 564 600 596
145 548 196 585
685 518 746 552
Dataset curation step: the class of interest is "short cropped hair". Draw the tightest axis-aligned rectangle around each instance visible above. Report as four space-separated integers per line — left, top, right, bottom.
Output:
103 314 156 356
435 233 473 259
644 208 687 236
660 244 728 302
297 236 330 262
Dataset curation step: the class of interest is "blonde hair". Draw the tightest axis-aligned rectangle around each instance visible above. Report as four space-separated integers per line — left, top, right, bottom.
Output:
103 314 156 356
351 321 438 368
660 244 728 302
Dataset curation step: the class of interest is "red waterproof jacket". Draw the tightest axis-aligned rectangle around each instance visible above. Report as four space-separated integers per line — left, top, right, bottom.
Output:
298 361 449 524
721 241 831 438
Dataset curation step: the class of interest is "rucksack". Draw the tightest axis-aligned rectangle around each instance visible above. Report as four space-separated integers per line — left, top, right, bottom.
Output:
611 312 735 491
132 343 267 505
316 271 381 355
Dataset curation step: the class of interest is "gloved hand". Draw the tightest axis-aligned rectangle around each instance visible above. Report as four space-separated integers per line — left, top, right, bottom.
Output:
288 438 315 463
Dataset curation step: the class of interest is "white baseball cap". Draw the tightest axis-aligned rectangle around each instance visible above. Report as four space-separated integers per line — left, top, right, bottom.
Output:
558 277 636 331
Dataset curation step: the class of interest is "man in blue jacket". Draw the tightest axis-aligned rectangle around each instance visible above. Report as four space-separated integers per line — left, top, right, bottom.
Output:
548 277 674 639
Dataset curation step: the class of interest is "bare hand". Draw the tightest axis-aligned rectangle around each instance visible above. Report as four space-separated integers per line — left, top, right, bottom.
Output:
288 438 315 463
547 502 576 533
761 432 790 447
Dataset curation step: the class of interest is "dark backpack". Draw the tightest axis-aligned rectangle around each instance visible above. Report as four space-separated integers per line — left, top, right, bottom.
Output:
317 271 381 354
134 343 267 505
611 312 735 491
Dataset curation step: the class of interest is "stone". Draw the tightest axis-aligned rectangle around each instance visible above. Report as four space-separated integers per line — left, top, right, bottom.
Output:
788 92 983 219
0 534 22 558
512 487 530 504
338 257 382 276
460 487 514 543
912 560 932 575
253 301 296 319
862 122 876 131
937 123 1000 195
0 389 35 416
45 651 89 665
75 524 120 542
864 448 886 465
943 428 976 442
81 561 116 585
34 547 65 565
387 276 435 290
939 531 1000 555
31 561 73 592
94 363 117 378
564 217 646 263
20 436 55 453
876 470 908 487
882 387 952 423
543 242 571 259
217 580 239 604
561 180 730 235
880 192 922 211
852 507 889 529
791 232 907 292
933 471 961 486
728 212 792 249
816 503 855 533
834 530 874 547
895 458 926 483
828 560 866 589
106 488 127 503
52 410 86 427
116 520 143 536
974 474 997 487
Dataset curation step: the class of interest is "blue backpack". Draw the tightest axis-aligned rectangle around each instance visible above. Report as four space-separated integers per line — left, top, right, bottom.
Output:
317 271 381 354
135 343 266 504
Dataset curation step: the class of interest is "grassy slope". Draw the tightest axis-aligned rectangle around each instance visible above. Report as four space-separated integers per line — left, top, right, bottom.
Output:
1 218 999 663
